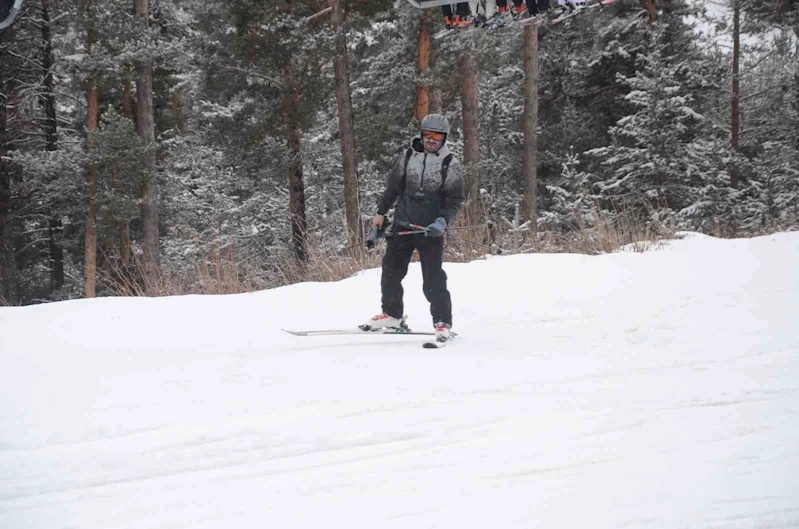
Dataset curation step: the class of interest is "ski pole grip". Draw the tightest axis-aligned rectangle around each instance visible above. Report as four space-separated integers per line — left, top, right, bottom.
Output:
365 226 379 249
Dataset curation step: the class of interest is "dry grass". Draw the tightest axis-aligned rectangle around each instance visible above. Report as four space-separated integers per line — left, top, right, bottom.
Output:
537 202 676 255
100 243 257 297
99 205 679 298
271 240 384 286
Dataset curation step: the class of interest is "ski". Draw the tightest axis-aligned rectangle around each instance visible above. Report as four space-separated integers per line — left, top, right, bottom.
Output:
433 24 478 40
422 334 457 349
283 328 459 347
282 328 436 337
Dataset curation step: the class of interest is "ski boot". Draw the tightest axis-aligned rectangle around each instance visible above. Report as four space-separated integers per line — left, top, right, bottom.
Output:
453 15 473 27
434 322 452 342
360 314 409 333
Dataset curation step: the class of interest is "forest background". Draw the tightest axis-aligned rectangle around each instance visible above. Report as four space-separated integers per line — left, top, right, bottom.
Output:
0 0 796 305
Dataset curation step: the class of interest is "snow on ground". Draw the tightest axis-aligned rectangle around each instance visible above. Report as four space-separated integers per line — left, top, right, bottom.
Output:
1 232 799 529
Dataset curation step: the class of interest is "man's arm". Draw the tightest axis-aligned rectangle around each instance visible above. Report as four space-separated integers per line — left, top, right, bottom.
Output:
376 153 406 216
440 160 465 224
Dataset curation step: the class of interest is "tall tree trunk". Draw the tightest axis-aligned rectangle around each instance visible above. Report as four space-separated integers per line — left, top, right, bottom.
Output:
414 14 430 121
730 0 741 189
284 59 308 262
40 0 64 291
521 23 539 232
119 79 133 265
135 0 160 286
84 0 98 298
458 52 480 220
331 0 362 253
0 80 13 303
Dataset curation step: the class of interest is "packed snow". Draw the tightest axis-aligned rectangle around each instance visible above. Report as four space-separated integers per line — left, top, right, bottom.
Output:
2 232 799 529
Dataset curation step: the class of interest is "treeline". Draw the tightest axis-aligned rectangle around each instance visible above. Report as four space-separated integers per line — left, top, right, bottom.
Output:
0 0 796 305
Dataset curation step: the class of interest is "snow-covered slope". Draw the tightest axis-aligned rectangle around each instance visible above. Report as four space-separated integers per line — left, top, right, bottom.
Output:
2 232 798 529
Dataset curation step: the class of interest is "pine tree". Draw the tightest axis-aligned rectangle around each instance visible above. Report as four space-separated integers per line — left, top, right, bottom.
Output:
588 24 720 218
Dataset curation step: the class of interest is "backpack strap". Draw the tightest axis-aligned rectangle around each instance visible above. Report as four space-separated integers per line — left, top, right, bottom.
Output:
440 153 454 190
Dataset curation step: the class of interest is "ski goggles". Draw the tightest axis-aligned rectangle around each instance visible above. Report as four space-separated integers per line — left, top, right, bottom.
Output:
422 131 445 141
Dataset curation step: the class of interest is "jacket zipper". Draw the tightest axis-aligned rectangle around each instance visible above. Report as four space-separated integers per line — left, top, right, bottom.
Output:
420 153 427 192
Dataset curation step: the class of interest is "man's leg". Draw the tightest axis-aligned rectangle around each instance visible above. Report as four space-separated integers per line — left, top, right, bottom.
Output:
415 235 452 326
381 234 415 319
441 4 454 26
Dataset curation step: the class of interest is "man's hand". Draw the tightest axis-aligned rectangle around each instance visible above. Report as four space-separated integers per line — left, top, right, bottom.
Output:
426 217 447 237
372 214 385 228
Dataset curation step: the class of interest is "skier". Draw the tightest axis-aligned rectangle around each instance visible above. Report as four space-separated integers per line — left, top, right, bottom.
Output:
495 0 527 18
362 114 465 342
527 0 552 16
556 0 581 13
441 2 473 28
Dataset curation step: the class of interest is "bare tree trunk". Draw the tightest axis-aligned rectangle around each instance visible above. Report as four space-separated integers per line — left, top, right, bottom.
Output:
123 79 133 121
284 60 308 262
172 87 185 135
458 52 481 220
414 14 431 121
135 0 160 285
331 0 362 253
644 0 657 25
0 84 13 302
730 0 741 189
431 88 443 113
521 23 539 233
119 80 133 265
0 175 10 302
84 0 98 298
40 0 64 291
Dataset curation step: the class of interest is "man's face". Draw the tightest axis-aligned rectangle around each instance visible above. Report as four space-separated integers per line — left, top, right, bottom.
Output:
422 131 445 153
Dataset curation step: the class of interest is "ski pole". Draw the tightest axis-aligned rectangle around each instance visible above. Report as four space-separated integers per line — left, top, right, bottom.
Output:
444 224 490 232
365 226 380 248
409 223 489 233
396 229 429 235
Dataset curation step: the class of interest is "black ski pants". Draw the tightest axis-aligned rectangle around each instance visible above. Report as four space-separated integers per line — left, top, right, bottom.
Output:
496 0 526 11
527 0 550 14
381 232 452 326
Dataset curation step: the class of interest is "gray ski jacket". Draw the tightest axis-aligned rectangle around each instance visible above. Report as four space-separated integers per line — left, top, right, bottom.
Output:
377 138 465 229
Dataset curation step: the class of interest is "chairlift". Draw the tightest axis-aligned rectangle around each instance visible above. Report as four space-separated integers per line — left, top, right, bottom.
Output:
0 0 23 31
405 0 467 7
405 0 492 19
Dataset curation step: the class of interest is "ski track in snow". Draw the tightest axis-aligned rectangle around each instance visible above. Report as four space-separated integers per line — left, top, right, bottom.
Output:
1 232 799 529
